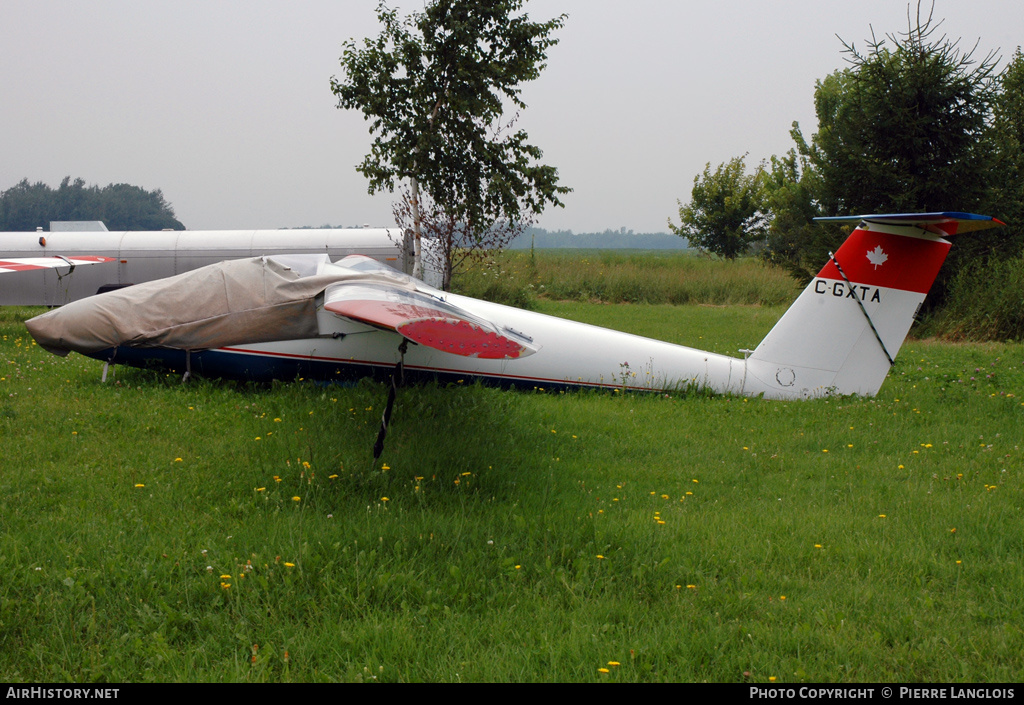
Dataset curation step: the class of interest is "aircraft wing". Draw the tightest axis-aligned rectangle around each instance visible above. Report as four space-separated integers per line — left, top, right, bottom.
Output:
0 255 117 273
323 281 538 359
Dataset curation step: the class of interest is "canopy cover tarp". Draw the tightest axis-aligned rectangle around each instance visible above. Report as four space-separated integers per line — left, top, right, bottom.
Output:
25 255 414 356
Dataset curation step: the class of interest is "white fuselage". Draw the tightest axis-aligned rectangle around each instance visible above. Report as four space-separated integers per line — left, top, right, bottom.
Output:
209 291 756 396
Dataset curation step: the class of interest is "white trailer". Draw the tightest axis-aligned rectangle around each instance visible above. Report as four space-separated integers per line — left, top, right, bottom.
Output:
0 227 443 305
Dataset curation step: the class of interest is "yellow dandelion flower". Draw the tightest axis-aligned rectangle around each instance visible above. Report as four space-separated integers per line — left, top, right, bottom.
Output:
608 661 620 667
381 464 390 471
596 555 605 560
769 676 777 682
220 582 231 589
220 574 232 579
878 514 887 518
598 668 610 674
515 565 521 570
174 457 183 462
255 487 266 492
780 595 787 601
134 483 145 488
254 436 261 441
292 496 301 502
814 544 822 548
381 497 389 502
284 562 295 568
328 474 338 479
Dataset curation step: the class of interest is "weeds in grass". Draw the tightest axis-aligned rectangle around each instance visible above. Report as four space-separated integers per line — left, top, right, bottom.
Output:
2 273 1023 681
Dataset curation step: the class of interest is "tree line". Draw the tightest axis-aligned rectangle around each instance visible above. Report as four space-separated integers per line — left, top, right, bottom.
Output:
508 227 686 250
0 177 185 231
671 8 1024 311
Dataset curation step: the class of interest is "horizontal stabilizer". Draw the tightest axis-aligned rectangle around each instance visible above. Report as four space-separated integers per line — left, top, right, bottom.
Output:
814 212 1006 235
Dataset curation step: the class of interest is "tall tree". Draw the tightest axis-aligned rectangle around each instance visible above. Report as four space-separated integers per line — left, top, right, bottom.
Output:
763 3 1002 288
331 0 570 286
669 155 766 259
987 47 1024 251
817 7 999 214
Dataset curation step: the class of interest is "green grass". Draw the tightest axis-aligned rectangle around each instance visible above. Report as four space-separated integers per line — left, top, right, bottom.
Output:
452 249 799 308
2 292 1023 681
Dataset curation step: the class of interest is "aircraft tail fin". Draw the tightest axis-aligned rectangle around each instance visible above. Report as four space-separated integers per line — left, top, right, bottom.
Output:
745 212 1004 399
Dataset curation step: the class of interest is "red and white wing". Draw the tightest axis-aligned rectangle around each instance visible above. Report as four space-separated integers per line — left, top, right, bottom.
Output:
323 282 538 360
0 256 117 273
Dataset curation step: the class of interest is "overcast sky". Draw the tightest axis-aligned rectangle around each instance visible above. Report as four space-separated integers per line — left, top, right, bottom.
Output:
2 1 1021 233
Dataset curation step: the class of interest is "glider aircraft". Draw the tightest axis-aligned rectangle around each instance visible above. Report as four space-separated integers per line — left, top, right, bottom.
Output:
24 212 1003 407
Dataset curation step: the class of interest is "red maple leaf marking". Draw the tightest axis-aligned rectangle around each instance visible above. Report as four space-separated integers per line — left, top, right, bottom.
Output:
866 245 888 269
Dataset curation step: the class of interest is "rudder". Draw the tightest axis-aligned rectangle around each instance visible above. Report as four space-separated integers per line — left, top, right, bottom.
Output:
744 213 1004 399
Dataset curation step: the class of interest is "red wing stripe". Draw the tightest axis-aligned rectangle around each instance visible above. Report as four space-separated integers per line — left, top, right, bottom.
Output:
0 256 117 272
0 262 42 271
325 299 528 359
398 318 527 359
325 299 451 331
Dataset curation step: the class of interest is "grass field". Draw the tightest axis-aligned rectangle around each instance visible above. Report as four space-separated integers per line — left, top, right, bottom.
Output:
1 269 1023 681
452 249 800 308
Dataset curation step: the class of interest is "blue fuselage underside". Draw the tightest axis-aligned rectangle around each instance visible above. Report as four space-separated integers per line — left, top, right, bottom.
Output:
91 346 584 392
